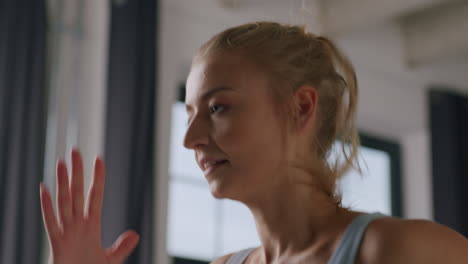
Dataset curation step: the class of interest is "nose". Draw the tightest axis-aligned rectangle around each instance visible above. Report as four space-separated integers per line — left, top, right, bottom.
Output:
183 114 209 150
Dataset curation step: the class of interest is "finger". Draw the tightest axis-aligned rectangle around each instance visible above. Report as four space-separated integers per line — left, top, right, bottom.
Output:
85 156 105 224
40 183 61 246
106 230 140 264
56 160 73 227
71 149 84 218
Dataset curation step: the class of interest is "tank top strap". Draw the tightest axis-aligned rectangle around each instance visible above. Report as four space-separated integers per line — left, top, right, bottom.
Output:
226 247 256 264
328 212 388 264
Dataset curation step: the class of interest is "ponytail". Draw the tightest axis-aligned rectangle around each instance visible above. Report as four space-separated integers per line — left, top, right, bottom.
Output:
316 36 361 179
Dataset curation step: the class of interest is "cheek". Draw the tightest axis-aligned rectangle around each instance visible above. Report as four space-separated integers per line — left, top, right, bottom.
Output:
216 109 284 173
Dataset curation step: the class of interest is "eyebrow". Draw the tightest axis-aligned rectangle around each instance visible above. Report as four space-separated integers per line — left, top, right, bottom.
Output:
185 86 235 112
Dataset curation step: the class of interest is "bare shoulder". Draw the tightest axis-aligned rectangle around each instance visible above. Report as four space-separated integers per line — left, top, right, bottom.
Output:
359 216 468 264
210 253 234 264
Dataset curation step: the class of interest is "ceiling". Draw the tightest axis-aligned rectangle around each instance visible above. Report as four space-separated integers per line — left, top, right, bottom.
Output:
167 0 468 71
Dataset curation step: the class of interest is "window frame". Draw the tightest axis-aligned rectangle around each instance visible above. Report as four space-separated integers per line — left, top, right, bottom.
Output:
360 133 403 217
172 257 210 264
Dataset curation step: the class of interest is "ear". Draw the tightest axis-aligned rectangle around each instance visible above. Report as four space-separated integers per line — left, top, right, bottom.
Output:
293 85 318 133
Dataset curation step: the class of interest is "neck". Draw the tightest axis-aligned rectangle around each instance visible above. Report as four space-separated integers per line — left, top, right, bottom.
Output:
243 171 350 263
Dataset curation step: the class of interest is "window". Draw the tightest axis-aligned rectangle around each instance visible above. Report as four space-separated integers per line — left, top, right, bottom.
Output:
167 102 402 263
337 143 393 215
167 103 260 263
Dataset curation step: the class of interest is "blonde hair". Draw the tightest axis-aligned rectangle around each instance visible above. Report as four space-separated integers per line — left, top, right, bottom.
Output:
196 21 361 199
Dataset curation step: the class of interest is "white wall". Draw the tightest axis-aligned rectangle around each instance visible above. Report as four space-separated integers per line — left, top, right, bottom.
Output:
402 131 433 219
153 3 183 264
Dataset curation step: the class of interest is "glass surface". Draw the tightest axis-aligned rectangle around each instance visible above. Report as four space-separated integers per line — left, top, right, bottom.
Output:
170 103 203 182
167 181 217 261
337 146 392 215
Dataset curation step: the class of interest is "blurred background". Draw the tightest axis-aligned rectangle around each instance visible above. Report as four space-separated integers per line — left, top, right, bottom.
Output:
0 0 467 263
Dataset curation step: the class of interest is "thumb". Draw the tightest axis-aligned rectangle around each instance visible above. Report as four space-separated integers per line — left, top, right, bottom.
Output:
107 230 140 264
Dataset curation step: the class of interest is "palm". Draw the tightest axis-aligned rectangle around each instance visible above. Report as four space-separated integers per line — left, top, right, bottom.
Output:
40 150 139 264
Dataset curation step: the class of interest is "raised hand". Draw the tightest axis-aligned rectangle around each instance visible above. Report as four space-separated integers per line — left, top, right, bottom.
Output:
40 149 139 264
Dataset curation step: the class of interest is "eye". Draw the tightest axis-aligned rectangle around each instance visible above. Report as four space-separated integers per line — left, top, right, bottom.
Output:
209 104 225 114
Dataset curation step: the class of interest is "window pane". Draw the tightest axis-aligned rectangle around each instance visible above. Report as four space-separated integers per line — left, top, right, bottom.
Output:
338 146 392 215
167 182 217 261
170 103 203 182
219 200 261 256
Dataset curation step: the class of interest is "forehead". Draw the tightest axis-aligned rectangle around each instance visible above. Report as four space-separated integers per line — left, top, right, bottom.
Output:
185 52 269 103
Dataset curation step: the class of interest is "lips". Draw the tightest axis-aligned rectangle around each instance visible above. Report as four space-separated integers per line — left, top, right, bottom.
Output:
198 157 229 174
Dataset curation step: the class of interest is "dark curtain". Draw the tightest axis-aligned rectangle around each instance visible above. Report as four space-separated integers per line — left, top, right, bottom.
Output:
429 89 468 237
102 0 157 263
0 0 48 263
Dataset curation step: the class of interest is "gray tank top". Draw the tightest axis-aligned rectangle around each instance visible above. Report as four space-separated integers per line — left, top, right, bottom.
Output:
226 213 386 264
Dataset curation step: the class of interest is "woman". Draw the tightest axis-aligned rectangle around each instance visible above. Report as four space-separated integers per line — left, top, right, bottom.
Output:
40 22 468 264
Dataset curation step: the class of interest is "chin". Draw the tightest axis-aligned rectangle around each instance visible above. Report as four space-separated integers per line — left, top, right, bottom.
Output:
208 179 230 199
210 189 226 200
207 177 243 201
